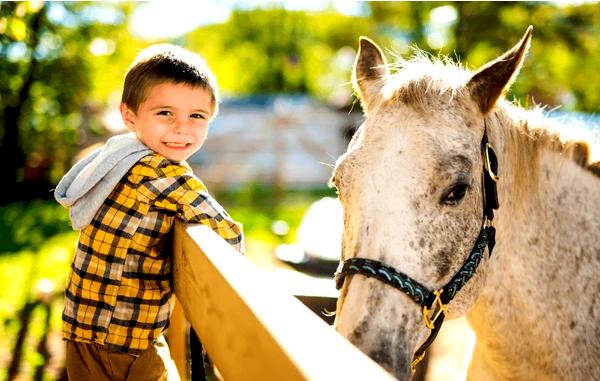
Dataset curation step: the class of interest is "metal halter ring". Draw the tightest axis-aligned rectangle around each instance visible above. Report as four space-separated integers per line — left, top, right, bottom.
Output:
484 143 500 182
422 289 447 329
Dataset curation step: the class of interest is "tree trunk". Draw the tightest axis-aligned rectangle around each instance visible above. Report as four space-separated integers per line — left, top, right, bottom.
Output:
0 5 45 201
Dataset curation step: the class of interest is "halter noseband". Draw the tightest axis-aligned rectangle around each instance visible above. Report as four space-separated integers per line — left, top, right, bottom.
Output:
334 122 499 369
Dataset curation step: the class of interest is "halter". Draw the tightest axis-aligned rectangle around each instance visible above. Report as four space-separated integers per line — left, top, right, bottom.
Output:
334 122 499 369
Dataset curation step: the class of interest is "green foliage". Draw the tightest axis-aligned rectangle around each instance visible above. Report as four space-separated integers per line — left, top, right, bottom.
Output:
182 3 600 112
187 8 370 100
0 2 136 188
362 2 600 112
0 200 72 252
216 184 336 245
452 2 600 111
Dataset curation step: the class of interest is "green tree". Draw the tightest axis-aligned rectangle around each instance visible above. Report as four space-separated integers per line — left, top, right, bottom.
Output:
0 2 134 202
366 2 600 112
186 7 371 100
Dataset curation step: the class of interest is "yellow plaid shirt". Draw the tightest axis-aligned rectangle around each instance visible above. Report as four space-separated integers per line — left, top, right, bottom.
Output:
63 153 243 354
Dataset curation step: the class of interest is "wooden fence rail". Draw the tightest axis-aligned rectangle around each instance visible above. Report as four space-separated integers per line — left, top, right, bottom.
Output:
171 222 394 381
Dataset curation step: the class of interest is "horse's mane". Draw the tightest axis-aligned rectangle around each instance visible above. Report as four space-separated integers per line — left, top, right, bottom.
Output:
490 106 599 203
385 50 470 109
383 52 600 190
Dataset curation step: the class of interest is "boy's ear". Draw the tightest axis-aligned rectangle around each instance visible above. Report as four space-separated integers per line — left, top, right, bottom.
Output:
119 103 136 132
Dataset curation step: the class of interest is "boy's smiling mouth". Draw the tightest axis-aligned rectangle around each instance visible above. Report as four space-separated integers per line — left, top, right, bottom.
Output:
163 142 192 148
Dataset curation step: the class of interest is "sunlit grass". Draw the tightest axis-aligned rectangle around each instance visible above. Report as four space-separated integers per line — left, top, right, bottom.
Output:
0 231 76 380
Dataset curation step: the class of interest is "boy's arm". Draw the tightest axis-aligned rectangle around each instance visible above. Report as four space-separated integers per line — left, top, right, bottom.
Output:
138 170 244 254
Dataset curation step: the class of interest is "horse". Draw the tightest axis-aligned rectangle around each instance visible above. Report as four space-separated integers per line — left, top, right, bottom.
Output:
331 26 600 381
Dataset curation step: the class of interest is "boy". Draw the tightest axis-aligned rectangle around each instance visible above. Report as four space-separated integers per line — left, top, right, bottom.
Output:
54 44 243 381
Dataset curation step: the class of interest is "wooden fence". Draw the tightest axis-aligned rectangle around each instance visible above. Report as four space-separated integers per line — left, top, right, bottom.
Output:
170 222 394 380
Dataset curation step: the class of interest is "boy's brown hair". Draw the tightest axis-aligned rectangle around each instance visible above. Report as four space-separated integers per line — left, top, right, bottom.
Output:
122 44 219 117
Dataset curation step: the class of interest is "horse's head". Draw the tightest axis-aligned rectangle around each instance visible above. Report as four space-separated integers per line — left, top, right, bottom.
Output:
332 27 532 379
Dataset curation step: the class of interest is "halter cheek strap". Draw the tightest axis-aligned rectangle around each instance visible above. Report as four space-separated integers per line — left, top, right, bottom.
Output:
334 122 499 369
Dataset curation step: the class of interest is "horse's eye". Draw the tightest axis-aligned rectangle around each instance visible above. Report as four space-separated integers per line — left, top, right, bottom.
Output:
441 183 469 205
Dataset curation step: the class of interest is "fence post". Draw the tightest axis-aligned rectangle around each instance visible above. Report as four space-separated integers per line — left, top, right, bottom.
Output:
172 222 394 381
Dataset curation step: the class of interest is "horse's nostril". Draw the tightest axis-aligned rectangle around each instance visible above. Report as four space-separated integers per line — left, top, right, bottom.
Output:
367 346 411 380
367 347 394 370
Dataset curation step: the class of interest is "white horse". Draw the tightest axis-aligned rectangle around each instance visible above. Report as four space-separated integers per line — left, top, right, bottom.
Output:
332 27 600 380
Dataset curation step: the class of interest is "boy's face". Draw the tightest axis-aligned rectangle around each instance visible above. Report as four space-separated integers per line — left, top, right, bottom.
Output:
120 81 213 162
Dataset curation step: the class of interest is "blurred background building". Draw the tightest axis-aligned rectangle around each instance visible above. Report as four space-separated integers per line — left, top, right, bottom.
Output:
189 94 360 189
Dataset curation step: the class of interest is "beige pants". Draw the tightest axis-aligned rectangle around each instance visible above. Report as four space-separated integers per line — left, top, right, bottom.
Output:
66 336 180 381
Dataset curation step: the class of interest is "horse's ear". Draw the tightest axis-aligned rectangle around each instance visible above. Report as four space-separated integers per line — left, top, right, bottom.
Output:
467 26 533 114
353 36 389 113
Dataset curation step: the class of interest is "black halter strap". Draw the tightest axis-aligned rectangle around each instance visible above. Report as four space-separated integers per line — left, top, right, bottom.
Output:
334 122 499 369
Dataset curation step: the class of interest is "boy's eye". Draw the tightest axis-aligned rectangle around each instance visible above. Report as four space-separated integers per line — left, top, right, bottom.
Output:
190 113 206 120
157 110 172 116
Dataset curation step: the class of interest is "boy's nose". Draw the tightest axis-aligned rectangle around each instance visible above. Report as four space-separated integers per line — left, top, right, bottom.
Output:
172 118 190 132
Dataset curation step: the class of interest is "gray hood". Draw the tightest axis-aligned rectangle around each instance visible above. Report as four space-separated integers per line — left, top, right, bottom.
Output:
54 133 153 230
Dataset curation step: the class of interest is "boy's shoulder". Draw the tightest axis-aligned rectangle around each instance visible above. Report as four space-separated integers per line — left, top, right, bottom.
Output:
135 153 191 177
130 153 206 190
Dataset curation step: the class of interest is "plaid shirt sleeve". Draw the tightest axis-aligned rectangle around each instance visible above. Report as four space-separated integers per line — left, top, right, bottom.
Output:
137 162 244 254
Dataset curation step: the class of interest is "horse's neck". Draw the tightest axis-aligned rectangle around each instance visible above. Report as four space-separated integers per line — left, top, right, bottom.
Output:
490 111 600 280
467 114 600 379
492 147 600 295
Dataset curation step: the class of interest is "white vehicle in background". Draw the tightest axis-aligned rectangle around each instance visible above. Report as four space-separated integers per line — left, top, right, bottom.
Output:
275 197 343 276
